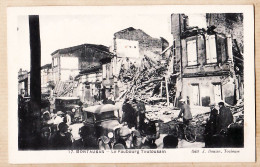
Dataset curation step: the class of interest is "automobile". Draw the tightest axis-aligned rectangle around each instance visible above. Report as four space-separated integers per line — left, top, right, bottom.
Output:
54 97 82 123
81 104 124 149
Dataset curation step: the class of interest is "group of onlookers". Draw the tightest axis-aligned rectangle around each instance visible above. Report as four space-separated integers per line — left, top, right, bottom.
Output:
119 98 161 149
37 111 74 150
204 102 243 147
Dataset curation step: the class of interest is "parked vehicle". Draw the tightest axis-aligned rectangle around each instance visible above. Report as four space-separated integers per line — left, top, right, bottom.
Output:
54 97 82 123
81 104 123 149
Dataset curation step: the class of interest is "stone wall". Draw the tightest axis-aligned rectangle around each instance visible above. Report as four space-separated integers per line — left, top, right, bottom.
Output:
114 27 168 60
206 13 244 53
182 75 236 106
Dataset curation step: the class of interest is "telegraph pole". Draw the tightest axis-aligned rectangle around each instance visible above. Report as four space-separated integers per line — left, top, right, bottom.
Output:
29 15 41 134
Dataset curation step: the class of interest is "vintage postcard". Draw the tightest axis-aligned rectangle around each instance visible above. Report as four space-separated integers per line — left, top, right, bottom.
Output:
8 5 255 163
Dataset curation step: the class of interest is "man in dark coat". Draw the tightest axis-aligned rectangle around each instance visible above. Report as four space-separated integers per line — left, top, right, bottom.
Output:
205 104 219 147
217 102 233 134
50 122 73 150
122 99 136 129
136 100 146 130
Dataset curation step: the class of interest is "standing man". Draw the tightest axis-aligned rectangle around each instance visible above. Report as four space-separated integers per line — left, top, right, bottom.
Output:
50 122 73 150
217 102 233 134
136 99 146 130
122 98 136 129
205 104 219 147
178 99 192 125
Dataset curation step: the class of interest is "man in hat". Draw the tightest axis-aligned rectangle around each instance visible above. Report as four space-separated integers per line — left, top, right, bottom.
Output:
50 122 73 150
178 99 192 126
216 101 233 134
204 103 218 147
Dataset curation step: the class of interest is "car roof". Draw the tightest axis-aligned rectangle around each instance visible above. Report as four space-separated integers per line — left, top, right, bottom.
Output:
82 104 117 114
55 97 80 100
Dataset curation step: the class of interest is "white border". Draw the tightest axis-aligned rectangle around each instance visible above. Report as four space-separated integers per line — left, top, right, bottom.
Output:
8 5 255 163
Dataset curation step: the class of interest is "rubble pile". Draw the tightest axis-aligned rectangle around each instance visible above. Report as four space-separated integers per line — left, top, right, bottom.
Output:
119 55 169 103
229 99 244 125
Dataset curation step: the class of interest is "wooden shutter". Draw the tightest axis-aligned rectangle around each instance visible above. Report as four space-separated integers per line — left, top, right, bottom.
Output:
187 40 197 66
206 35 217 63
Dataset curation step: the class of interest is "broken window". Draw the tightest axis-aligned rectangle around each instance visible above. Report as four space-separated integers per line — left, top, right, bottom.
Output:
206 35 217 64
187 40 197 66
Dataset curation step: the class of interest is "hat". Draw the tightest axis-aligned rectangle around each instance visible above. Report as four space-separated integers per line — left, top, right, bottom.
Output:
43 111 50 115
57 111 64 116
179 99 186 102
41 127 51 133
113 143 125 149
218 101 225 106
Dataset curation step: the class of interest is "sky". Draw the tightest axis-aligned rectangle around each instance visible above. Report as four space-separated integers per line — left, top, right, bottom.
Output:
17 13 206 71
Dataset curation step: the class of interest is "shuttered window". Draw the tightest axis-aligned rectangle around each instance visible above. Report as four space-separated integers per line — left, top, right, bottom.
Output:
187 40 197 66
206 35 217 63
191 84 200 106
173 40 176 64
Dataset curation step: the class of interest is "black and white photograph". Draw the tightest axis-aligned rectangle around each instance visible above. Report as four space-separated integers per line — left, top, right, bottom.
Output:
8 5 255 163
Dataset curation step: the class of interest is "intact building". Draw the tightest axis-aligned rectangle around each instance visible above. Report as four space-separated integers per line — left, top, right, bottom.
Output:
51 44 113 84
51 44 114 98
18 69 30 97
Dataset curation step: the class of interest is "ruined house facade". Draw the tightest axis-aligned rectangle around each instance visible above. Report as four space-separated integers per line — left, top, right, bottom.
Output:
113 27 169 64
171 14 243 106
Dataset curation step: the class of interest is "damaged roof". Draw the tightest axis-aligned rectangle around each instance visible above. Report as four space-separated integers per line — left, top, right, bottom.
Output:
51 43 113 56
114 27 152 39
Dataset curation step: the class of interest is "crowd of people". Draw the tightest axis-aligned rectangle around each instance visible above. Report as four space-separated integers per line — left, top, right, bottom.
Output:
36 111 75 150
19 91 242 150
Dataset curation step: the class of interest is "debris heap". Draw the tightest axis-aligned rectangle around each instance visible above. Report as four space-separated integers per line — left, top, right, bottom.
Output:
118 55 170 103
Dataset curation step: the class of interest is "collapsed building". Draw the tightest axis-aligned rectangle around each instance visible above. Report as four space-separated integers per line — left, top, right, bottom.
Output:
111 27 171 102
171 14 244 107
